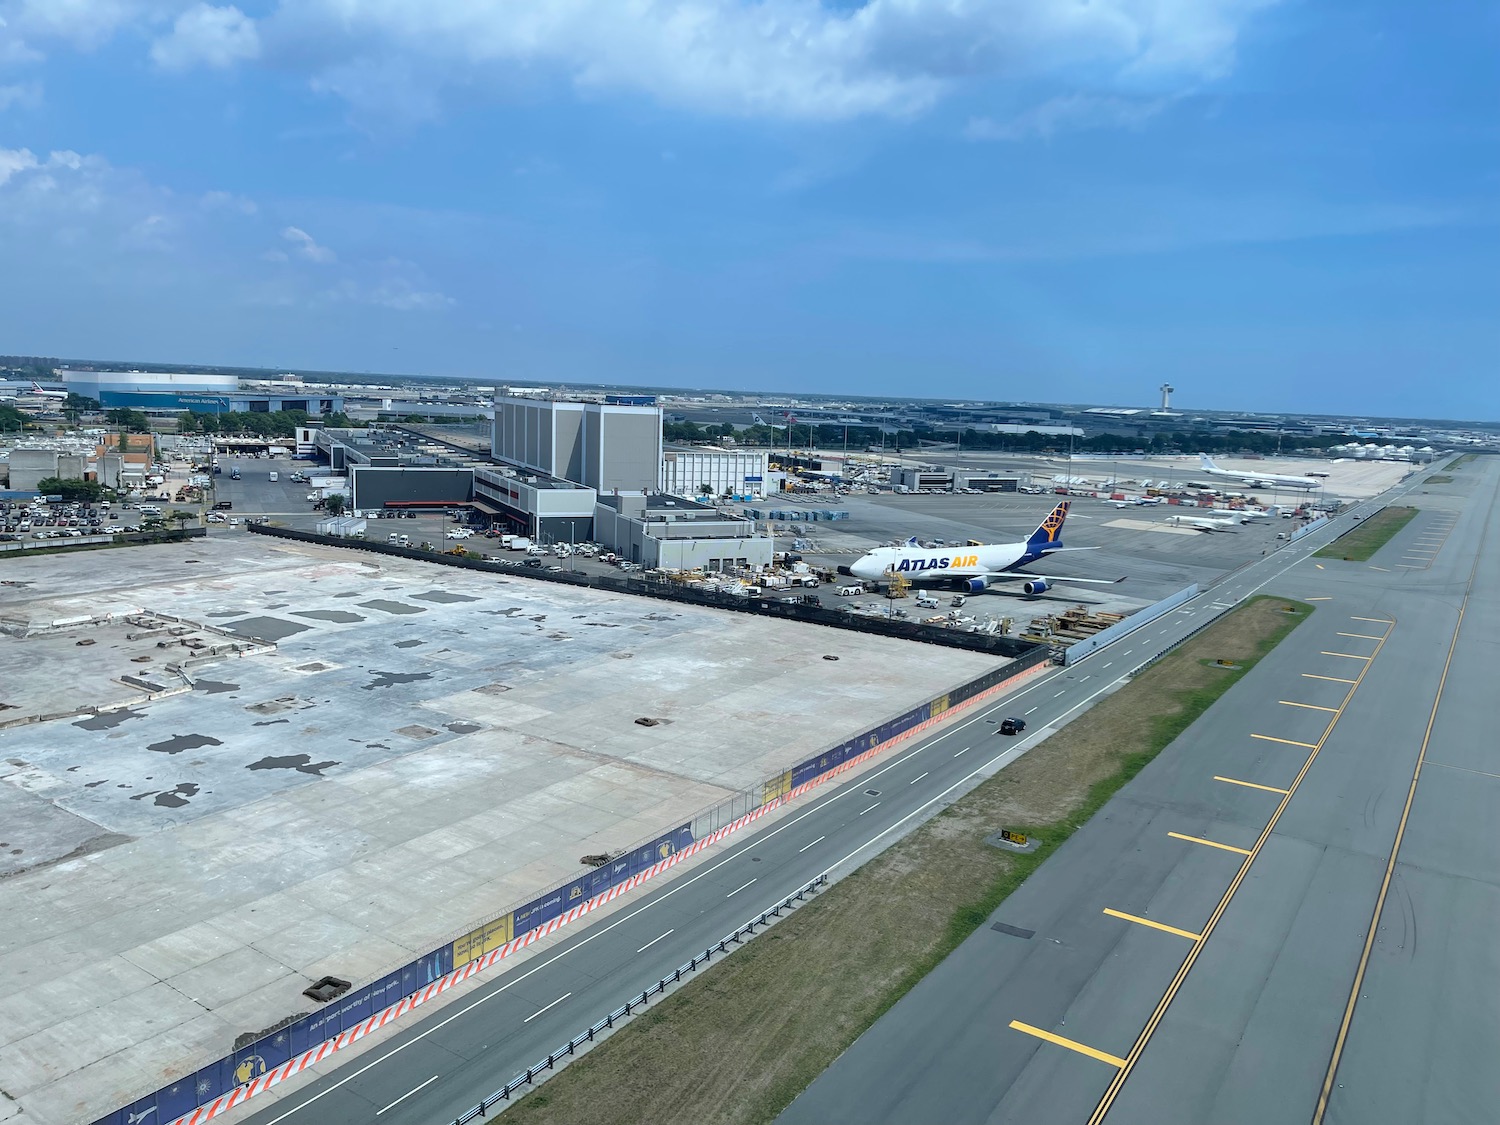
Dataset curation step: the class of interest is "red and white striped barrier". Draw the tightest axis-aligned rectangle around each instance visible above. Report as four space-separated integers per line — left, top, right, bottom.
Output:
169 658 1048 1125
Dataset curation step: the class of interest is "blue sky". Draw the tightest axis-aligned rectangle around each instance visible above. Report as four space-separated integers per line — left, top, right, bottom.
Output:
0 0 1494 419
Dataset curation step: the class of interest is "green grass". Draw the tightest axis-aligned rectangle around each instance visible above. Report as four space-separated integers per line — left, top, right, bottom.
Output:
503 596 1313 1125
1314 505 1418 560
1444 454 1476 471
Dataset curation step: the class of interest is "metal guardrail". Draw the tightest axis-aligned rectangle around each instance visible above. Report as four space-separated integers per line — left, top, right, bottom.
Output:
449 874 829 1123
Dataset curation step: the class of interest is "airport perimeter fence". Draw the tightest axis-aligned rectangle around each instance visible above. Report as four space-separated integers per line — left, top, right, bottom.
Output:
0 526 206 554
246 523 1040 660
451 874 831 1124
94 624 1049 1125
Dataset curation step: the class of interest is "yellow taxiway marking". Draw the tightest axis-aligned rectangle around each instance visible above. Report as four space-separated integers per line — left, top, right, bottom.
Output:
1009 1021 1126 1068
1252 733 1319 749
1168 832 1252 856
1103 909 1202 942
1280 700 1338 712
1315 563 1325 570
1351 617 1393 624
1321 651 1371 661
1214 775 1290 795
1303 673 1357 684
1337 632 1384 641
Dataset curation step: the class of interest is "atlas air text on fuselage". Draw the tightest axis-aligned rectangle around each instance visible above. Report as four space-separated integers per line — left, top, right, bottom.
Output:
891 553 983 573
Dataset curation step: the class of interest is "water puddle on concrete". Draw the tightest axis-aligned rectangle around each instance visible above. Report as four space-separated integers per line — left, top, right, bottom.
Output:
294 609 367 624
193 679 240 694
253 718 290 727
411 590 480 604
147 733 224 755
363 670 434 690
393 639 424 648
222 616 312 642
480 608 527 617
246 754 339 776
445 721 482 735
73 709 144 731
359 600 427 616
333 591 361 598
129 783 201 808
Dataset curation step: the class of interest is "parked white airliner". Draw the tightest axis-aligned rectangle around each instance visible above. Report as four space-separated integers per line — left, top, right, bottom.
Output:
1197 454 1318 491
842 502 1124 596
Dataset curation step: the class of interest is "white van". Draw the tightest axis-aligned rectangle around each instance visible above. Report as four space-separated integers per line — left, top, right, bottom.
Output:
268 471 279 482
836 585 864 597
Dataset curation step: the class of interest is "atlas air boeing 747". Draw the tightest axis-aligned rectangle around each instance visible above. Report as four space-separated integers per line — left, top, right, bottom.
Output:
841 502 1124 596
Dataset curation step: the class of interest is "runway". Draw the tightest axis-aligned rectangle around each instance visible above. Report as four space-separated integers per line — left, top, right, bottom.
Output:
781 462 1499 1124
206 488 1395 1125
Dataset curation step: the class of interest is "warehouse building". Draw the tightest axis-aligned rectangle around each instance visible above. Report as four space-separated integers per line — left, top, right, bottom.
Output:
60 370 343 415
594 493 772 570
492 396 661 492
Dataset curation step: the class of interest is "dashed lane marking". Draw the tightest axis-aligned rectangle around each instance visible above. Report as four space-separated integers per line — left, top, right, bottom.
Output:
1103 908 1202 942
1214 776 1289 795
1167 832 1253 856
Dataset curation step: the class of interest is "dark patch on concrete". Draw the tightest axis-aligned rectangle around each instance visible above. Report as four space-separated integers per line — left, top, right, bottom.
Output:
396 725 441 739
365 743 390 750
393 639 424 648
84 780 108 788
73 709 144 731
547 633 572 641
411 590 480 604
363 670 434 690
293 662 332 673
473 682 510 694
129 790 157 801
263 590 287 595
610 652 634 659
480 608 527 617
221 616 312 643
444 721 482 735
582 622 621 628
151 783 200 808
252 718 290 727
0 832 131 881
148 733 224 755
247 754 339 776
333 591 361 598
193 679 240 695
359 599 427 615
265 603 291 611
206 610 244 619
294 609 366 624
529 615 547 622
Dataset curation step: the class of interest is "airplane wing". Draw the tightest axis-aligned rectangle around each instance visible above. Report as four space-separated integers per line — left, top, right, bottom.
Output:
987 572 1126 585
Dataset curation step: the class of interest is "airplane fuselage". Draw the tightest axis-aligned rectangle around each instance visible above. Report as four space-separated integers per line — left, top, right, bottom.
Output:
849 542 1039 584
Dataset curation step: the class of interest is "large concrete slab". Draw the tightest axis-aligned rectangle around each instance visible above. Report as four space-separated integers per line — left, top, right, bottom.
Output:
0 537 1003 1125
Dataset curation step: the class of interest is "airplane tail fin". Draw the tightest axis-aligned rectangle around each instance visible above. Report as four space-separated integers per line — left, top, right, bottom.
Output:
1027 502 1069 551
1199 453 1218 470
904 535 920 547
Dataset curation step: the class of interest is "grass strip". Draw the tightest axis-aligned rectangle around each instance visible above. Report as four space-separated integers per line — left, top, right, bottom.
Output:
501 596 1311 1125
1424 475 1454 485
1444 454 1475 471
1313 505 1418 560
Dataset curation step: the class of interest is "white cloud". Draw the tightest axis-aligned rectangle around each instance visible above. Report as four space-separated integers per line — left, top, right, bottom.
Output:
281 224 335 263
324 260 455 311
0 80 41 110
262 0 1277 122
5 0 172 51
0 144 37 184
965 93 1174 142
150 3 259 71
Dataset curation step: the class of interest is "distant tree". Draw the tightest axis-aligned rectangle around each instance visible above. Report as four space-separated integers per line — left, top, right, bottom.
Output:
324 493 346 518
105 407 151 433
0 404 31 433
35 477 105 503
402 414 428 424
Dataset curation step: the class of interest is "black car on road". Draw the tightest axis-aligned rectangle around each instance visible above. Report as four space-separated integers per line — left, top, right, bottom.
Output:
999 717 1026 736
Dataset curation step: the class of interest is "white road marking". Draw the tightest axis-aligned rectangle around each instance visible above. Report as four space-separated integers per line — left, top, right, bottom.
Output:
635 930 674 954
726 878 758 898
522 992 572 1024
954 747 969 757
1055 690 1066 698
376 1075 440 1116
1024 706 1038 715
797 836 825 853
910 772 928 785
859 801 882 816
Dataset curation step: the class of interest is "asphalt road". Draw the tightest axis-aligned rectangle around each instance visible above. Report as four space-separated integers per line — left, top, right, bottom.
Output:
217 486 1399 1125
782 463 1497 1124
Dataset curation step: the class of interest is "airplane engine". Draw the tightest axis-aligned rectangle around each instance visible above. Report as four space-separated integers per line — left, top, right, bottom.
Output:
965 577 989 594
1022 579 1050 596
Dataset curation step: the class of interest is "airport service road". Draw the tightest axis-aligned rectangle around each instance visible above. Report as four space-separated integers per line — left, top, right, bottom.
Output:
781 464 1498 1125
219 495 1396 1125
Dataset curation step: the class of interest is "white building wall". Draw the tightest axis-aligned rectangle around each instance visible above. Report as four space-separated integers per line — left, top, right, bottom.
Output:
661 450 769 499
